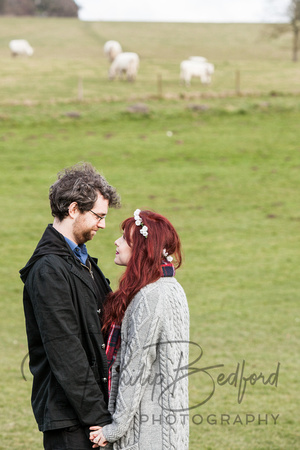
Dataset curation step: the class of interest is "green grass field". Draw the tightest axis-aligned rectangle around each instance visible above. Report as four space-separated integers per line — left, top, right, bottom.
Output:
0 17 299 450
0 17 300 103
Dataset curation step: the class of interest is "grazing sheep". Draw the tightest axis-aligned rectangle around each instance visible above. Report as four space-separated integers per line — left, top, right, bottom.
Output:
180 59 214 86
103 40 122 62
9 39 34 57
109 52 140 82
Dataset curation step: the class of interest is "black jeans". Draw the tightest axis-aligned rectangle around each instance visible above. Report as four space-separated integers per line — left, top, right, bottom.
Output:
43 425 93 450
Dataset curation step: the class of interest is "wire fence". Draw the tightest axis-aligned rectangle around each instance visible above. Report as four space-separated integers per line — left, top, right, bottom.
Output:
1 66 300 104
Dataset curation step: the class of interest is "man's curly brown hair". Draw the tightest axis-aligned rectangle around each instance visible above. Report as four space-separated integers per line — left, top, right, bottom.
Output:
49 162 121 221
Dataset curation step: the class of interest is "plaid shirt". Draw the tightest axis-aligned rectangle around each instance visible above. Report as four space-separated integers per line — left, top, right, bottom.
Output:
106 323 121 394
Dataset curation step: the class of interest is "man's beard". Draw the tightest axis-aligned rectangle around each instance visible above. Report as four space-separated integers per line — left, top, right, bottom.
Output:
73 217 95 245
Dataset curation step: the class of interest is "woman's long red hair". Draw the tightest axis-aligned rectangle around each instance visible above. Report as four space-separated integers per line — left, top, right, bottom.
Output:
102 210 182 336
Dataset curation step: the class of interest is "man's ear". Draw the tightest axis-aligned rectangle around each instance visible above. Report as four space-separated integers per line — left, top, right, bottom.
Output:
68 202 78 219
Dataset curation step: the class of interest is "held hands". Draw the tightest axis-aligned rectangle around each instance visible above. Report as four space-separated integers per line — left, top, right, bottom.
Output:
89 426 108 448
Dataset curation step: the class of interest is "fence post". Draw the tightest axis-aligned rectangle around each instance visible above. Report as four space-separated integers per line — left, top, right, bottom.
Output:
78 77 83 101
157 73 162 98
235 70 241 95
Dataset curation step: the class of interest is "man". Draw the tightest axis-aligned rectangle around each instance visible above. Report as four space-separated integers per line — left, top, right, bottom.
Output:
20 163 120 449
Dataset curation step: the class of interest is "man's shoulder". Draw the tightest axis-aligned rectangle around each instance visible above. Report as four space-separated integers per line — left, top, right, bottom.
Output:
29 253 71 275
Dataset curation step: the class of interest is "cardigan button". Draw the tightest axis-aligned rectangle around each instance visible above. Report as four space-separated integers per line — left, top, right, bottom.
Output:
102 377 108 383
101 343 106 349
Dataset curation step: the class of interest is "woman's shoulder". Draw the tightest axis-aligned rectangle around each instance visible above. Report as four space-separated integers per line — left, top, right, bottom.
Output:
144 277 186 299
122 277 189 334
143 276 183 292
129 277 186 310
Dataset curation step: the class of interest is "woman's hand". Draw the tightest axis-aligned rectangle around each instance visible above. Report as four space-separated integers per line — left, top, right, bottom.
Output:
89 426 108 448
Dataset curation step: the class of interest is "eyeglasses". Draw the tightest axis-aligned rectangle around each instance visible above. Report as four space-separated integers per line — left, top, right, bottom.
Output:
89 210 106 222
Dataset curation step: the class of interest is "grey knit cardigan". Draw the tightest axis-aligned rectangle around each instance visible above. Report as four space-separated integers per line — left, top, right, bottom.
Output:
102 277 190 450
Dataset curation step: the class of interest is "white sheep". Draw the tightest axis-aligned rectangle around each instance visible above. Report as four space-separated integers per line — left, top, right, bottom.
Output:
180 59 214 86
9 39 34 57
109 52 140 82
103 40 122 62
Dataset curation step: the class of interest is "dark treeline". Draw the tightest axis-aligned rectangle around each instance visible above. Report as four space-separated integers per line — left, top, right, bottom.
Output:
0 0 79 17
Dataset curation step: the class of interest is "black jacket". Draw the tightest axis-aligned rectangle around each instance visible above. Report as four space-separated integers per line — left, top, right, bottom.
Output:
20 225 112 432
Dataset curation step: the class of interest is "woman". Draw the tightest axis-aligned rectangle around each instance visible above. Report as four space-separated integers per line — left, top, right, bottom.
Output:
90 209 190 449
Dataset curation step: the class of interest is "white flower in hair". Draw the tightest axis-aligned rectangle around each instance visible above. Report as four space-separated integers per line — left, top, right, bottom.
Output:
140 226 148 237
133 209 148 238
163 248 173 262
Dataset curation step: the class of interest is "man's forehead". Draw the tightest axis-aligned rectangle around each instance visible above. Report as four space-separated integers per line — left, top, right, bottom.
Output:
94 193 109 213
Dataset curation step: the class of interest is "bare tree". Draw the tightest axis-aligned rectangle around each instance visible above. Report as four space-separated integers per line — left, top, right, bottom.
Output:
289 0 300 61
266 0 300 61
2 0 35 15
34 0 79 17
0 0 79 17
0 0 5 14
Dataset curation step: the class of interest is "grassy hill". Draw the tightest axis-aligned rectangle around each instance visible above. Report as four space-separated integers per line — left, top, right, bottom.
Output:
0 17 299 104
0 17 299 450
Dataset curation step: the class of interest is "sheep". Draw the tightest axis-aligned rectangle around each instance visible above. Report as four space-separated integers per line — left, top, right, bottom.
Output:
103 40 122 62
180 59 214 86
9 39 34 57
109 52 140 82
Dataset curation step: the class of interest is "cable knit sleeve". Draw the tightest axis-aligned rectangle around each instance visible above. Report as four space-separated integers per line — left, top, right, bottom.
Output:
101 282 164 443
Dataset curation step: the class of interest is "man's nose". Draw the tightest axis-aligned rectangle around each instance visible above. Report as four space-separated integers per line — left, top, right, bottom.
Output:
97 218 106 229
